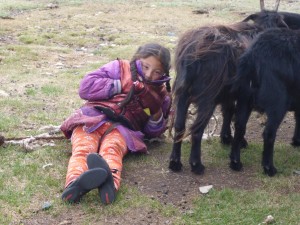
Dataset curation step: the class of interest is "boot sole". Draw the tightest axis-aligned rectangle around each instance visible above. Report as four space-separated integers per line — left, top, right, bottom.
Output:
87 153 116 204
62 168 108 203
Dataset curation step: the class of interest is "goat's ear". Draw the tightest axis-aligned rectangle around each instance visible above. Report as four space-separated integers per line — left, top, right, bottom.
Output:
242 14 257 22
274 0 280 12
278 15 289 28
260 0 265 11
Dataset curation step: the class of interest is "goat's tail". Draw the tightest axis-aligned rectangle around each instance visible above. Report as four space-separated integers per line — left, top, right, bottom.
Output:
231 51 256 98
168 59 190 137
172 60 191 106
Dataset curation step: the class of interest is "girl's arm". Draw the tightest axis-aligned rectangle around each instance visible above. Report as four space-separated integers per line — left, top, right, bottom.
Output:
79 60 122 101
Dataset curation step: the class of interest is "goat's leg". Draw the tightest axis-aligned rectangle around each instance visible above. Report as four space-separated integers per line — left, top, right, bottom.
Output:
291 110 300 147
220 102 234 145
189 107 214 174
189 127 206 174
221 102 249 148
169 93 189 172
262 109 286 176
230 99 252 171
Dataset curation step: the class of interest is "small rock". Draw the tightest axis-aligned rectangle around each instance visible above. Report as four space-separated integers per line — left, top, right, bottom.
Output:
199 185 213 194
42 201 52 210
42 163 53 169
46 3 59 9
262 215 274 224
293 170 300 175
0 90 9 97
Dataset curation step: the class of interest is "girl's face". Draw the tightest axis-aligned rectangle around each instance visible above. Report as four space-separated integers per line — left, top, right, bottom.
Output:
140 56 165 81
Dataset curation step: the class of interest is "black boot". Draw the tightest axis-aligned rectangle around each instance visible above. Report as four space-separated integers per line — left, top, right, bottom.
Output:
62 168 108 203
87 153 116 204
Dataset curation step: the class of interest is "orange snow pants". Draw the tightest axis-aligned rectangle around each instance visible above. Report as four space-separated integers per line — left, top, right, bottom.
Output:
65 122 128 191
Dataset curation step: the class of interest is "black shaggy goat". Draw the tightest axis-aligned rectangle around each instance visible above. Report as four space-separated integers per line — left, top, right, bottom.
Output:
169 8 300 175
230 28 300 176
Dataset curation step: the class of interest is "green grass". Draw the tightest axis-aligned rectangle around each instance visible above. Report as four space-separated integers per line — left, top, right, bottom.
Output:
41 85 64 96
0 1 41 17
180 188 300 224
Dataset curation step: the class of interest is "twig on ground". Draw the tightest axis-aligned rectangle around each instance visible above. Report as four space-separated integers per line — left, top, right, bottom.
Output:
0 125 65 151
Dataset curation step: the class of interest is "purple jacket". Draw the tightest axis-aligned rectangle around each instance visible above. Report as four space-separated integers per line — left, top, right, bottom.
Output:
60 60 172 153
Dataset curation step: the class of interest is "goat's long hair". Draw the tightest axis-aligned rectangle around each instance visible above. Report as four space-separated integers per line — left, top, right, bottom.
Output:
170 6 300 138
172 22 259 134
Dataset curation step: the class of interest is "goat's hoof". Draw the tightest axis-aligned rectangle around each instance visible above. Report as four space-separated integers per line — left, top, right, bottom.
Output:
191 162 205 175
263 166 277 177
169 160 182 172
240 138 248 149
220 135 232 146
230 161 243 171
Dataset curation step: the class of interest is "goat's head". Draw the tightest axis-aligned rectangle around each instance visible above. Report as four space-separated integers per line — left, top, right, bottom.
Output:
243 11 288 29
243 0 289 29
237 0 300 31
